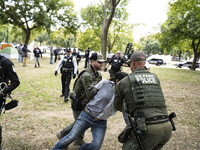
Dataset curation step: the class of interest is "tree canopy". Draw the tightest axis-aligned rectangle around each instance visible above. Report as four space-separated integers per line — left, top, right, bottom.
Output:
0 0 79 44
159 0 200 70
79 0 133 54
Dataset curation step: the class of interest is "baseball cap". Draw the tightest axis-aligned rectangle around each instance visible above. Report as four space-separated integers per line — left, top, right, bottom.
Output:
66 48 71 52
90 53 106 63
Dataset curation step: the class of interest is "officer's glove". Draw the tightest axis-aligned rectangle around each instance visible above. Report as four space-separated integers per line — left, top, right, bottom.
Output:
55 71 58 76
73 74 76 79
104 68 107 72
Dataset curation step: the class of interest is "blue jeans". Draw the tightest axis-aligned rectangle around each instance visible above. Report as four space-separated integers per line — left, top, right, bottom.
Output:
52 111 107 150
50 55 53 64
18 53 22 62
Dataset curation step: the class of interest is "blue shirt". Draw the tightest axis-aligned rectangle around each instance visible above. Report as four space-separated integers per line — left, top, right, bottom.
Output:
86 79 116 120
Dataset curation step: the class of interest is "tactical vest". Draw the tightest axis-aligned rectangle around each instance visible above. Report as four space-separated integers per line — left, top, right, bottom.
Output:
62 56 74 69
128 69 166 114
111 57 123 71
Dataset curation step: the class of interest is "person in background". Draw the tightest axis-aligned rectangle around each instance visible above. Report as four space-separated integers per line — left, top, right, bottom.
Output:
33 46 42 68
84 47 90 68
17 42 23 63
54 49 77 102
54 47 59 63
50 46 54 64
104 50 126 80
72 48 81 74
21 44 31 67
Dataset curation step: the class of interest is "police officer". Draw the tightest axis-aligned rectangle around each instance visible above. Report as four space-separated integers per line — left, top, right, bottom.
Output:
84 47 90 68
55 48 77 102
56 53 105 145
114 51 172 150
104 51 126 79
0 55 20 149
72 48 81 74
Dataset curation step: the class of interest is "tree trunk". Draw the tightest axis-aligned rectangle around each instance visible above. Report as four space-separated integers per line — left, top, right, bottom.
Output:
25 30 31 45
101 24 109 60
100 0 121 62
178 50 182 61
191 39 200 70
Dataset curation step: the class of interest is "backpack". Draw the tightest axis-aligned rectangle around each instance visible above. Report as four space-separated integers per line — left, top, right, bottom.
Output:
71 70 87 111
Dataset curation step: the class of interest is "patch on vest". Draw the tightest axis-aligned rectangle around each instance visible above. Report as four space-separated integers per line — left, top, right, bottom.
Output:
135 74 157 84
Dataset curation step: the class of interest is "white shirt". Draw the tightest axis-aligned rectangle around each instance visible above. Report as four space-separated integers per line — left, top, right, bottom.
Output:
55 54 78 74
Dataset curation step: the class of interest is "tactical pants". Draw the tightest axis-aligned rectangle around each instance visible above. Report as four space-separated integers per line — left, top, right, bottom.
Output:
58 110 85 142
122 121 172 150
84 58 89 68
61 72 72 99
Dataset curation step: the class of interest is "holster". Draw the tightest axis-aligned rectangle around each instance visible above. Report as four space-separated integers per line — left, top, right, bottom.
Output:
70 96 85 111
135 112 147 131
118 126 132 143
5 100 19 111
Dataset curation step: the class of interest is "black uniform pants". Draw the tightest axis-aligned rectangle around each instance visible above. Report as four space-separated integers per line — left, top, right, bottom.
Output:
61 71 72 99
54 54 58 63
85 58 89 68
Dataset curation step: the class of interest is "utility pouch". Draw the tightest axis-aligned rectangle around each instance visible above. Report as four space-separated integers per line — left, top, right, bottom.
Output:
5 100 19 111
135 112 147 131
70 96 84 111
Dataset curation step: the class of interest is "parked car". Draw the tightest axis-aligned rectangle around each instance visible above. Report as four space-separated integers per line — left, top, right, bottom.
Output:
148 58 165 66
175 61 199 69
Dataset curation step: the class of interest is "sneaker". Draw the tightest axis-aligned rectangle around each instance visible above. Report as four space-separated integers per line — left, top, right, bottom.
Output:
60 94 64 97
73 139 86 146
56 131 63 140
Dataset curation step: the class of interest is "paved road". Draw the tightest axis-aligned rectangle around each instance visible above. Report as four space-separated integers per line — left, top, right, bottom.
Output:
149 64 200 71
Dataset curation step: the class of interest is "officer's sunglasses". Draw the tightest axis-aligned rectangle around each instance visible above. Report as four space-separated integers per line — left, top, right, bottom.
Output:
97 61 103 64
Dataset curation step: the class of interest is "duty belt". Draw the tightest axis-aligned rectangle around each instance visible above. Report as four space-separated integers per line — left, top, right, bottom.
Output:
146 115 169 125
62 68 73 72
84 107 99 121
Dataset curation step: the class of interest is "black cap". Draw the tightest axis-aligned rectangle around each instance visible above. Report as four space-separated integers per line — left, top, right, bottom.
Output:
66 49 71 52
90 53 106 62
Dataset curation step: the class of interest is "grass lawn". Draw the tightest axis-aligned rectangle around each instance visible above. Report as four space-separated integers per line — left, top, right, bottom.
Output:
0 55 199 150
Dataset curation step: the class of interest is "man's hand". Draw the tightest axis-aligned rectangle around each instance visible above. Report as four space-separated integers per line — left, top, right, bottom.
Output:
55 71 58 76
73 74 76 79
104 68 107 72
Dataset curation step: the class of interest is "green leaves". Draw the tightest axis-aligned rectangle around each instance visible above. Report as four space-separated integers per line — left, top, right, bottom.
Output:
159 0 200 70
0 0 79 44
